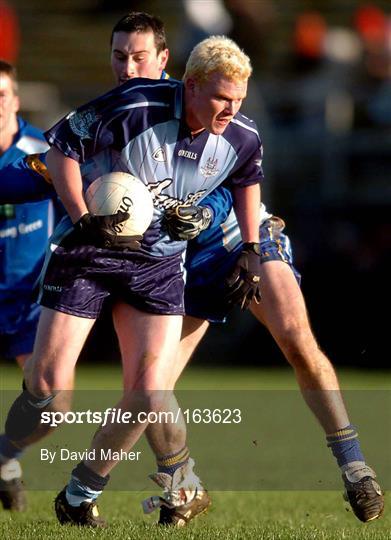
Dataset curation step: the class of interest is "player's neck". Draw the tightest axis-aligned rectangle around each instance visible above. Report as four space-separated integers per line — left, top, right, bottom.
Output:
189 127 205 139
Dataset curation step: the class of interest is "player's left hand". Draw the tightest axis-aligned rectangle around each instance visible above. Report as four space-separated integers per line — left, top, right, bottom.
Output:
164 204 213 240
225 242 261 310
74 212 142 250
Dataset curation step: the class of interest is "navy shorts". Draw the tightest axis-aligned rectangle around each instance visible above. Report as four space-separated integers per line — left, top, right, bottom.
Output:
0 300 40 358
38 238 185 318
185 216 301 322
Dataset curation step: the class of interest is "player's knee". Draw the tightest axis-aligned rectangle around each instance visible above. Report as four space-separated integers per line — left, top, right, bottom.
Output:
277 325 318 368
5 389 55 442
123 388 168 414
25 367 66 397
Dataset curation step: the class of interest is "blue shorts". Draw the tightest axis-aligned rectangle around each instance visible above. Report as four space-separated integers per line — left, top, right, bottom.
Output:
39 236 185 317
0 301 40 358
184 216 301 322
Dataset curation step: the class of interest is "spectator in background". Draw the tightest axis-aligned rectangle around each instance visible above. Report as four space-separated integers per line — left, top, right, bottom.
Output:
225 0 276 71
0 1 20 63
352 4 391 129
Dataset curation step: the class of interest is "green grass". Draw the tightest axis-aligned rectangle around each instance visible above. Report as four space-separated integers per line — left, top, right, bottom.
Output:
0 491 390 539
0 362 390 538
1 362 390 390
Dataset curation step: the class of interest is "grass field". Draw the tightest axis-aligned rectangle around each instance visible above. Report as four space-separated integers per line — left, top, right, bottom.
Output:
1 490 390 540
0 363 390 539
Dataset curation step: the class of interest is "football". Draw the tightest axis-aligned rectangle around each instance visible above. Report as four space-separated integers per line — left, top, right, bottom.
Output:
84 172 154 236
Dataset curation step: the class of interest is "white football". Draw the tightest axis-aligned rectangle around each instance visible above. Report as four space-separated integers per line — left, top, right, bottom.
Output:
85 172 154 236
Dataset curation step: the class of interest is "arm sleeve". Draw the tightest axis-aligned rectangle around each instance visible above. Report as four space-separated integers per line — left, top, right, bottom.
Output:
201 185 233 227
227 142 264 188
0 155 55 204
44 86 133 163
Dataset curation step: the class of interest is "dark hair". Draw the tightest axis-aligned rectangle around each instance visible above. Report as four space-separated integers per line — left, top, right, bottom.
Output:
0 59 18 92
110 12 167 53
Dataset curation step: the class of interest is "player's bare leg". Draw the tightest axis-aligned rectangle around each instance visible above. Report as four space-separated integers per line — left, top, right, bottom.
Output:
55 305 186 526
0 309 95 512
145 316 209 456
1 352 34 510
79 304 184 477
5 308 94 447
250 260 384 522
15 353 29 369
140 315 211 525
251 260 348 431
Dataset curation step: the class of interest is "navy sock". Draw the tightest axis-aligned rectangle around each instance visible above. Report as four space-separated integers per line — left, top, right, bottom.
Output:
157 446 190 475
66 462 110 507
5 389 55 441
326 424 365 468
0 434 23 462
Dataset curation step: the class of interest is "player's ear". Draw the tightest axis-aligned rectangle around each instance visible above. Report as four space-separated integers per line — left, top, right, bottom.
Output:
159 48 169 70
13 94 20 113
185 77 196 96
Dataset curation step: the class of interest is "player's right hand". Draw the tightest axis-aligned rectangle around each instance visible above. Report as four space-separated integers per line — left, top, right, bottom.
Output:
73 212 142 250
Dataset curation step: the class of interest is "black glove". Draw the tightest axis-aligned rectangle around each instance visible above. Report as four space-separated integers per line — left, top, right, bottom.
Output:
225 242 261 310
74 212 142 250
164 204 213 241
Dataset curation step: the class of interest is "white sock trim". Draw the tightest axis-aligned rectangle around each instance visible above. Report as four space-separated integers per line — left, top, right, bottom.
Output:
0 459 22 481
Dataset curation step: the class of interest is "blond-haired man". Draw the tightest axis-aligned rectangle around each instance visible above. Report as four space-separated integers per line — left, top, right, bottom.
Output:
4 35 262 527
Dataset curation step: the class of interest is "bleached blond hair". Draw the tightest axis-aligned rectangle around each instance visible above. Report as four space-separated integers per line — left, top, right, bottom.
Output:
183 35 252 84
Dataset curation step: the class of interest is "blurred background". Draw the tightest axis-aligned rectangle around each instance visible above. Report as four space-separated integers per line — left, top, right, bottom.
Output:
2 0 390 369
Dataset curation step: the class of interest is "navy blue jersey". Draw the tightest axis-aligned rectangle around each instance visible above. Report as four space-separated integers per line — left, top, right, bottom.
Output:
45 78 263 257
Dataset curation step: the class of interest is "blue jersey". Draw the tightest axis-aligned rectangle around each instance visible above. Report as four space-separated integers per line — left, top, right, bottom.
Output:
0 117 55 332
185 184 271 282
0 152 54 204
46 78 263 257
0 117 48 168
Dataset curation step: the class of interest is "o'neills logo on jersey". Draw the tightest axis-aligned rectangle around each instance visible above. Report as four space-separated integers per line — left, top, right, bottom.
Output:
43 284 63 293
178 149 198 160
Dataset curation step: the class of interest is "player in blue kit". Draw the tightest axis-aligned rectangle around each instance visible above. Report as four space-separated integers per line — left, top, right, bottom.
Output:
2 35 262 527
0 60 56 512
0 60 51 368
163 192 385 526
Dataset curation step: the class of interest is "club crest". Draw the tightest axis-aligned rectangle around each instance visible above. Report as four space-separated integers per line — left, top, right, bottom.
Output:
68 107 100 140
200 157 219 178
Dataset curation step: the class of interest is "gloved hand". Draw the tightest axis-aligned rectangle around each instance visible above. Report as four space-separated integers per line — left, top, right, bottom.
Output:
164 204 213 241
73 212 142 250
225 242 261 310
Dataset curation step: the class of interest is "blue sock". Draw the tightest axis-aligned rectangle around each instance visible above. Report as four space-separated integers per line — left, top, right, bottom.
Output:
157 446 190 475
0 434 23 463
326 424 365 468
65 462 109 507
